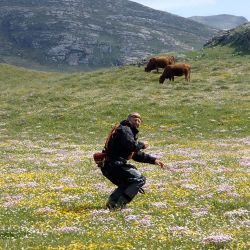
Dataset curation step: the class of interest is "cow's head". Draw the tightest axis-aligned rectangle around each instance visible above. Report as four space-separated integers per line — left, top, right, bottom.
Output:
159 75 165 84
145 58 156 72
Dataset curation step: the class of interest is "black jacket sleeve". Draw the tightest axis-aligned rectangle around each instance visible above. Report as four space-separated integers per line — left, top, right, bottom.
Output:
132 151 156 164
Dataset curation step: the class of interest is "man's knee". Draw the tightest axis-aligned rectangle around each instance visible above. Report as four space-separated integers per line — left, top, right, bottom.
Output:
136 175 146 187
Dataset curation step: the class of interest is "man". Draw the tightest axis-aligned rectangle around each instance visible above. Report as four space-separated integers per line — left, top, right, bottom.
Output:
101 112 165 210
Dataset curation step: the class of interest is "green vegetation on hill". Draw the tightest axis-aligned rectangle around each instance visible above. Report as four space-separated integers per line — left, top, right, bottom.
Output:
0 47 249 144
0 47 249 249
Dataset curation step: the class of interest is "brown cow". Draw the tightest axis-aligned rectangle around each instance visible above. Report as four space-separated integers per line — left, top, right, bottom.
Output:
167 55 176 64
159 64 191 83
145 55 175 73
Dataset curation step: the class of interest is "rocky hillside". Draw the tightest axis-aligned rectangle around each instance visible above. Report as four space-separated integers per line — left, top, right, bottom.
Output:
189 14 248 30
204 22 250 54
0 0 216 69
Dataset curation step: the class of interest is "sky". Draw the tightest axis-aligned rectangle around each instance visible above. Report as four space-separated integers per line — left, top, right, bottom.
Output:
131 0 250 21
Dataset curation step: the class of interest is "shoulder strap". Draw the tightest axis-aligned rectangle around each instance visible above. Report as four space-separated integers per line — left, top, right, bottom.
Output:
104 124 120 151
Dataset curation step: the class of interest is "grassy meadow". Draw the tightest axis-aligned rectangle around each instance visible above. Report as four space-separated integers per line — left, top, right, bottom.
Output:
0 46 249 249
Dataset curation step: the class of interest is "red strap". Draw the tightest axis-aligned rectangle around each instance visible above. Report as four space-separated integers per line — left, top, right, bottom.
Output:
104 124 120 151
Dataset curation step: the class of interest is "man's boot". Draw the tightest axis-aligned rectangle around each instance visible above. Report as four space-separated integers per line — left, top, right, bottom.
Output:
115 195 130 210
106 199 117 211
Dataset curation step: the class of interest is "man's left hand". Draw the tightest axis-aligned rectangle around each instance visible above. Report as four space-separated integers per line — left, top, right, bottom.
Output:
155 159 165 168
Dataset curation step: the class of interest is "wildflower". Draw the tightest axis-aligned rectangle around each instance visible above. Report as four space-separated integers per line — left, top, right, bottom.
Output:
213 167 233 173
227 192 240 197
3 195 24 207
217 184 233 193
121 208 133 213
41 148 55 154
54 227 81 232
150 151 165 158
17 182 38 188
60 176 77 186
217 142 231 147
176 201 189 207
203 235 233 244
224 209 249 217
169 226 188 232
60 195 80 203
93 183 113 193
37 207 56 213
200 193 214 199
152 202 168 209
47 163 58 167
239 137 250 146
153 183 167 191
172 179 189 185
182 184 198 190
140 166 155 172
4 195 24 202
11 168 27 174
91 209 110 216
140 216 152 227
3 201 17 208
239 157 250 167
190 207 209 217
26 157 42 164
169 167 193 173
171 148 203 157
241 220 250 227
51 186 64 191
125 215 138 221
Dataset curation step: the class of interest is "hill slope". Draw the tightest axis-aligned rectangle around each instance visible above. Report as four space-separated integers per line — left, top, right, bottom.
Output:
0 46 249 142
0 47 249 249
189 14 248 30
204 22 250 54
0 0 216 69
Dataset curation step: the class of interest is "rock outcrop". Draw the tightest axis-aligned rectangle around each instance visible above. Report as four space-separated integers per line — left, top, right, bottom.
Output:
204 22 250 53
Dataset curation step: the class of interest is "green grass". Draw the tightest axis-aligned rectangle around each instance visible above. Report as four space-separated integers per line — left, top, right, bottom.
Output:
0 46 249 249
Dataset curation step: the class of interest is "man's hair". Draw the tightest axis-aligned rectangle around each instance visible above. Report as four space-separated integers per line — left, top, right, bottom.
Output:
128 112 142 122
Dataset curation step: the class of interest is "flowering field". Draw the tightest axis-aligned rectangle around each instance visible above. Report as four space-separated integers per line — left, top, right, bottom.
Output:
0 47 249 249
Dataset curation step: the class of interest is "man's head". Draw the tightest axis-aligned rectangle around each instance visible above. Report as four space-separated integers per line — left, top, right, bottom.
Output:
127 112 142 129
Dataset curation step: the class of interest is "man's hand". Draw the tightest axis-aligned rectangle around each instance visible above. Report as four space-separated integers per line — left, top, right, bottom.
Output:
142 141 149 149
155 159 165 168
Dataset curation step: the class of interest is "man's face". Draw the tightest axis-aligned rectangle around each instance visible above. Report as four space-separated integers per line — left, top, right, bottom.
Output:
129 116 142 129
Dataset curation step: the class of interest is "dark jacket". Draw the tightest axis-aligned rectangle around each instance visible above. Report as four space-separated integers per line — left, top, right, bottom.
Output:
105 120 156 164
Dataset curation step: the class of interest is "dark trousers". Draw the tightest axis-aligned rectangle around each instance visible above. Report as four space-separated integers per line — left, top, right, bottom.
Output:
101 160 146 204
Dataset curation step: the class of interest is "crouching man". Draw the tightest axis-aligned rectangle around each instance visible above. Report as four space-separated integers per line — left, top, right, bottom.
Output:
100 112 165 210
